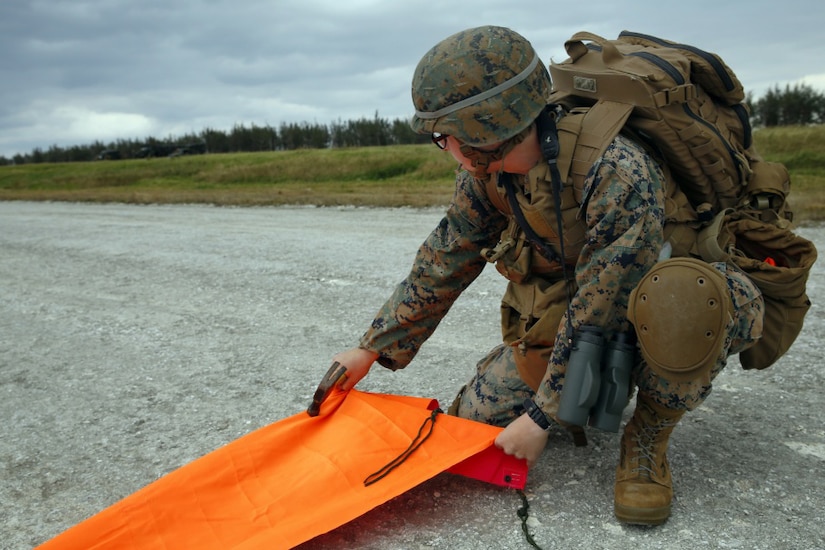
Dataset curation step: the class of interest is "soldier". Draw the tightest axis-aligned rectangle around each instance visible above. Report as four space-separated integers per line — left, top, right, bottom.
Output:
321 25 764 525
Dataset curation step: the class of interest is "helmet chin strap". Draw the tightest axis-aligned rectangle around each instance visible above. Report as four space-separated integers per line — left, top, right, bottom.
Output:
457 144 503 179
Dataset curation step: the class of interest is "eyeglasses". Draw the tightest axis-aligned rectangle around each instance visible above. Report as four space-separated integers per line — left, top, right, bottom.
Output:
431 132 448 150
432 132 507 153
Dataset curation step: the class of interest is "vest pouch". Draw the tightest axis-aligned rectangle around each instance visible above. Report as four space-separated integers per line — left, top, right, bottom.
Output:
742 159 792 223
501 277 575 390
492 232 533 284
518 189 586 267
724 213 817 369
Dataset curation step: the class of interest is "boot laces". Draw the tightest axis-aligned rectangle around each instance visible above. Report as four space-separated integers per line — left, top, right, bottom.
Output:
630 417 677 478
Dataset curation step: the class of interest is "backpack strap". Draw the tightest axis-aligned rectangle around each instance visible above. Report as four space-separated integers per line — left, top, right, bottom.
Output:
556 101 633 202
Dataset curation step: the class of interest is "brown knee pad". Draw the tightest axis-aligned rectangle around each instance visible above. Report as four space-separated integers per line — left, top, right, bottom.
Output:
628 258 731 382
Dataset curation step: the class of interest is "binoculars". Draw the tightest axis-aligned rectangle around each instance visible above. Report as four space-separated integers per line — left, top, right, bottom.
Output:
557 325 637 432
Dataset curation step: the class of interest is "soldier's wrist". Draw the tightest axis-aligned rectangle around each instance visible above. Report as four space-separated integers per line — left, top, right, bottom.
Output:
523 398 552 431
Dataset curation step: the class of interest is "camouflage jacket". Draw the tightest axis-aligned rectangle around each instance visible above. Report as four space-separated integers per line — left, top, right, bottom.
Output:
359 133 667 413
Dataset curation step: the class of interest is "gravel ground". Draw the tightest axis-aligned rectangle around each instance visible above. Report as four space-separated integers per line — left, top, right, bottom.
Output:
1 201 823 550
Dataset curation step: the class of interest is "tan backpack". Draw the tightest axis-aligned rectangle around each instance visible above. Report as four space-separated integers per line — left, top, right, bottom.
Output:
546 31 817 369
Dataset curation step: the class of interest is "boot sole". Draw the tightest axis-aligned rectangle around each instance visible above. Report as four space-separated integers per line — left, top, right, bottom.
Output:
614 502 671 526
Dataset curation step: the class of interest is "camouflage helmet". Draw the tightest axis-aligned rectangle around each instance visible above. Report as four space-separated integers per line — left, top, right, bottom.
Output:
410 26 551 147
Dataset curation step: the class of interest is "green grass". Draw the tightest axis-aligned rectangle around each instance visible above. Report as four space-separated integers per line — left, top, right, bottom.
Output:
2 125 824 222
0 145 459 207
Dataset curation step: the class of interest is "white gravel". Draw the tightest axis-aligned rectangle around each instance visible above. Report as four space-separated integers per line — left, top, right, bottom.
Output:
1 201 823 550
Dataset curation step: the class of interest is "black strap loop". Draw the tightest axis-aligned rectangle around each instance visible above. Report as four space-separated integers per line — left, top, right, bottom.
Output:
501 108 576 344
363 408 442 486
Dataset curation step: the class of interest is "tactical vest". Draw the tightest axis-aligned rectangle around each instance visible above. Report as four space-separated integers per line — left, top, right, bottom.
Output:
480 109 703 391
484 109 702 273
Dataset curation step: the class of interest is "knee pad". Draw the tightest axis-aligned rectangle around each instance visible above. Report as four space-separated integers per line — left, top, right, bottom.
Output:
628 258 731 382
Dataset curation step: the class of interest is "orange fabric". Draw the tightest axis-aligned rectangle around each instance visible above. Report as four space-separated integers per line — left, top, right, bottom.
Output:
37 390 527 549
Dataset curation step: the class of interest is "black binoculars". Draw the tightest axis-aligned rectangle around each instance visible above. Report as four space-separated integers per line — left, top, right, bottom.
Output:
557 325 636 432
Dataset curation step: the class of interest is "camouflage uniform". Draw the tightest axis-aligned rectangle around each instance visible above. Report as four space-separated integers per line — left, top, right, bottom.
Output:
359 130 764 428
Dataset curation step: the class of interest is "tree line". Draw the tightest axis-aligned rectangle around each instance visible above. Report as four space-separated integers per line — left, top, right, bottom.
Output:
3 84 823 166
749 83 825 127
0 113 430 166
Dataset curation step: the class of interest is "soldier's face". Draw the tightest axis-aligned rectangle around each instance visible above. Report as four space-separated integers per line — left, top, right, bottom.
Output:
440 127 540 177
441 136 506 174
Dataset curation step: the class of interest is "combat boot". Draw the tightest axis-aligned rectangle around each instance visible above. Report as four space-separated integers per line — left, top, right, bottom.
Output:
614 395 685 525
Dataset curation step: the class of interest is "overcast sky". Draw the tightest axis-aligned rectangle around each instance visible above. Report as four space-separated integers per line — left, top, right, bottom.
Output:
1 0 823 158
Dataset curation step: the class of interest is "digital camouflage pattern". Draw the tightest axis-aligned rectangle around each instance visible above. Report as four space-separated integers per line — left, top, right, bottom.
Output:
359 169 506 369
359 132 764 426
410 26 551 146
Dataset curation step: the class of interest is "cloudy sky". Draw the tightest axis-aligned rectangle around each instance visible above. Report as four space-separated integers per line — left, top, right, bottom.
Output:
1 0 823 158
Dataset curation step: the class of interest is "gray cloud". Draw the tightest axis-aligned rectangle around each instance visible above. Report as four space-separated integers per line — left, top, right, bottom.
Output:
1 0 823 157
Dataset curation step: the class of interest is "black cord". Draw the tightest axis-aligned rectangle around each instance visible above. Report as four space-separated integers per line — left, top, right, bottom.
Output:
363 407 545 549
363 408 442 486
516 489 545 550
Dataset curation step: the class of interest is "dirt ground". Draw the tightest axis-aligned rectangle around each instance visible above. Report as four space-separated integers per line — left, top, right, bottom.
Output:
1 201 823 550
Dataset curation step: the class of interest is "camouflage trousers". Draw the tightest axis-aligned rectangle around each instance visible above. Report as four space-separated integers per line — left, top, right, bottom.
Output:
452 262 764 427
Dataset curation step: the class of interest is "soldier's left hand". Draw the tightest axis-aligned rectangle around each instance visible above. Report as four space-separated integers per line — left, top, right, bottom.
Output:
494 413 549 468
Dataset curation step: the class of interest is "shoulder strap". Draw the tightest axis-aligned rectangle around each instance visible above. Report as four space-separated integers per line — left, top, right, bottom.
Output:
556 101 633 200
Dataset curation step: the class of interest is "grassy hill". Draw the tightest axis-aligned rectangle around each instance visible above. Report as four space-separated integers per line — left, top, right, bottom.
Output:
1 125 823 222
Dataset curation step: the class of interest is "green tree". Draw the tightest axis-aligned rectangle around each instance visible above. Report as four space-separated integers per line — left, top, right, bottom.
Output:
390 118 428 145
753 83 825 127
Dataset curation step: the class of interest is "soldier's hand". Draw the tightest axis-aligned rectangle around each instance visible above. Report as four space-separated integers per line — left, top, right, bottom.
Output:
494 413 550 468
330 347 379 391
307 348 379 416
